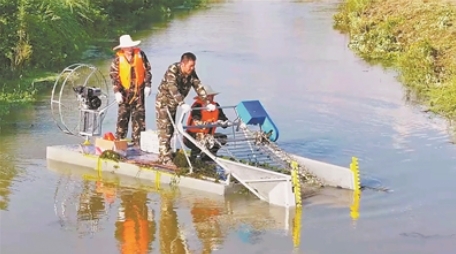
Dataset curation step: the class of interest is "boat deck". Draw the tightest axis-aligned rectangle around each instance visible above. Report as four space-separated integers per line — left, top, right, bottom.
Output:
46 143 229 196
81 143 183 171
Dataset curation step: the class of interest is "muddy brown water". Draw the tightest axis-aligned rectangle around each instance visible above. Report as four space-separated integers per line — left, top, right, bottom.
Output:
2 0 456 253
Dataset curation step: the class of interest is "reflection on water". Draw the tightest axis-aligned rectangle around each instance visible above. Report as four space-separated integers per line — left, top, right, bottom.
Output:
0 163 19 211
3 0 456 253
79 181 106 221
159 190 187 254
47 159 325 253
189 198 225 253
0 106 35 211
116 189 156 254
54 176 108 236
350 189 361 228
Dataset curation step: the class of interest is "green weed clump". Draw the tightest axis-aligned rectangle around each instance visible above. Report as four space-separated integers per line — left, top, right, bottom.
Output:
0 83 37 117
334 0 456 118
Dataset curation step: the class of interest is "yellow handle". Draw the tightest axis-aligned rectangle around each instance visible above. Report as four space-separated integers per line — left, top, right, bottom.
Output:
350 157 360 191
290 160 302 207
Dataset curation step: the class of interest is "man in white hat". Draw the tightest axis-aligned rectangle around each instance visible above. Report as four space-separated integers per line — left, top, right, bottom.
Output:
110 34 152 146
155 52 216 167
183 85 230 161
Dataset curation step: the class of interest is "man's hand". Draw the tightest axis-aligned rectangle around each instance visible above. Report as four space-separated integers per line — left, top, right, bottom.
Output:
115 92 123 104
180 103 191 113
144 87 151 97
206 104 216 111
217 120 230 128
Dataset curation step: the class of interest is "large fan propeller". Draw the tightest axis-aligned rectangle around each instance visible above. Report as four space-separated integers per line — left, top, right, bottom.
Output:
50 63 115 140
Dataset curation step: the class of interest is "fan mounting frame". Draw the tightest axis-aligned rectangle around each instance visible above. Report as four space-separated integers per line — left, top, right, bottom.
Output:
50 63 116 141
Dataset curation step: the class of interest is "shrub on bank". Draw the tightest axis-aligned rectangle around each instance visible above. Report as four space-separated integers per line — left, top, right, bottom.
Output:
0 0 208 116
333 0 456 118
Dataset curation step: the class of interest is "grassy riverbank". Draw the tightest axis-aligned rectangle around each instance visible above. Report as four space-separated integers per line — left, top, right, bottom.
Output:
333 0 456 118
0 0 210 117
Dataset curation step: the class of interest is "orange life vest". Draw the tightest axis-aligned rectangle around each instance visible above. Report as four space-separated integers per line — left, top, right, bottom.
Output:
186 98 219 135
117 48 146 90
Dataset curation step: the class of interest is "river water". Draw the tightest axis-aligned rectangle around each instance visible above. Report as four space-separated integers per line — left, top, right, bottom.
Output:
1 0 456 253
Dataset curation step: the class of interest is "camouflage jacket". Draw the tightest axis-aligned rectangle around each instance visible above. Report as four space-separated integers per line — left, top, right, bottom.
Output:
156 62 209 108
110 49 152 94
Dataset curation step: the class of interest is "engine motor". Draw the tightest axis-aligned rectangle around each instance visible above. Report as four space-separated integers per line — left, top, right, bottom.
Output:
73 86 102 110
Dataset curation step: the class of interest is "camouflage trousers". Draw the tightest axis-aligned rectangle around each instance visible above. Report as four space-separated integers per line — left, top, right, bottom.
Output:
155 102 177 164
116 102 146 145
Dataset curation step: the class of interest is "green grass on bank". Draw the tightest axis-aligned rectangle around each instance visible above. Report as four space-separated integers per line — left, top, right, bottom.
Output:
333 0 456 118
0 0 212 117
0 71 59 116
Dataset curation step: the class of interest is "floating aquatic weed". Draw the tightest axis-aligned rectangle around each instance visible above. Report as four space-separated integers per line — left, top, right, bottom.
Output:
99 149 123 162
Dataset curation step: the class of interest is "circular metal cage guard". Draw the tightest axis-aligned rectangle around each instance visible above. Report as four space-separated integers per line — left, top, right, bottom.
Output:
50 63 111 138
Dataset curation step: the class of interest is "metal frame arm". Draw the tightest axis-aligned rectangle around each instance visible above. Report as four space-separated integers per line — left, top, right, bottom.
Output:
171 107 230 173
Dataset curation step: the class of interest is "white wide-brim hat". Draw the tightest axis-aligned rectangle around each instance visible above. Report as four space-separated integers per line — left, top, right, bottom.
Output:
113 34 141 50
194 85 219 99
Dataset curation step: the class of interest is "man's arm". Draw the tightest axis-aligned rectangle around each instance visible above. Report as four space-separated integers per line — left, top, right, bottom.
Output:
109 54 122 93
141 50 152 88
216 102 228 121
165 65 186 106
190 71 210 104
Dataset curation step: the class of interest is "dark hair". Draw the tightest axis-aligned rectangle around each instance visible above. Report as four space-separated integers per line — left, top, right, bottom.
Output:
180 52 197 63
